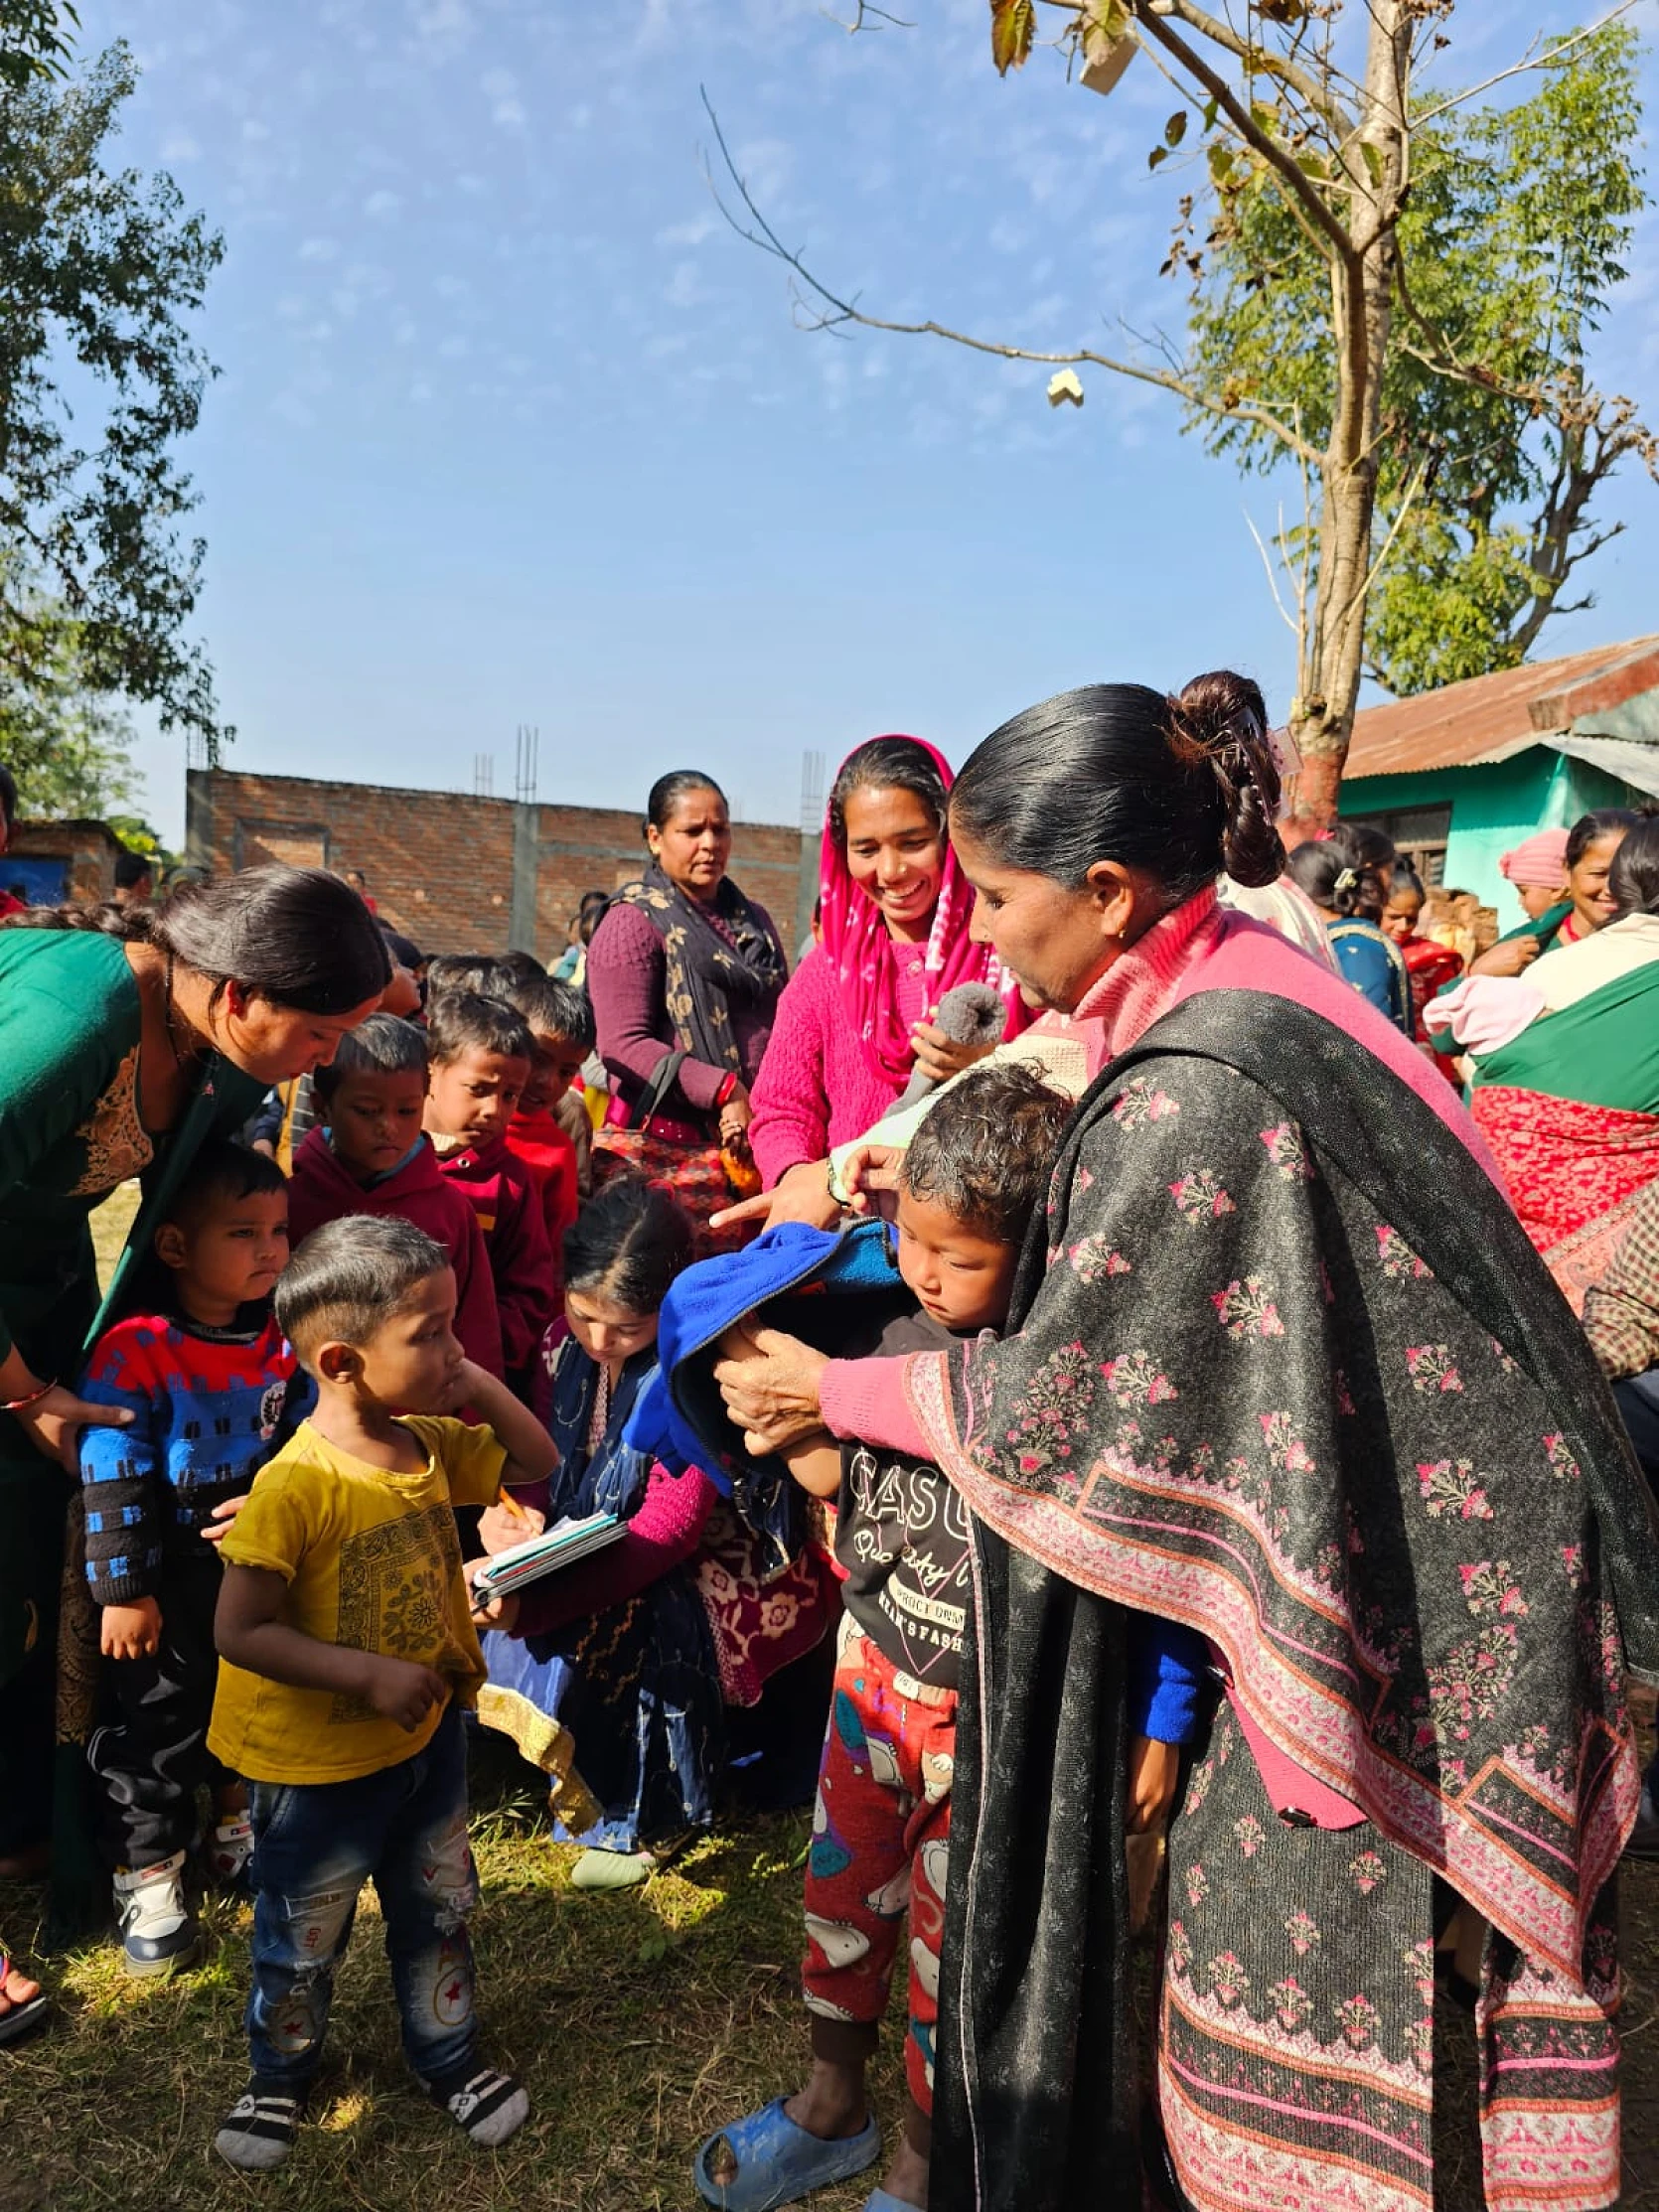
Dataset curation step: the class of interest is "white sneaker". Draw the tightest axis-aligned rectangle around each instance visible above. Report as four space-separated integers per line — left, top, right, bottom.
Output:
208 1813 254 1891
113 1849 202 1978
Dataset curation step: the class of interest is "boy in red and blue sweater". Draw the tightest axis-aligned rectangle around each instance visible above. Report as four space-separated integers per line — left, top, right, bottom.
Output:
78 1140 314 1978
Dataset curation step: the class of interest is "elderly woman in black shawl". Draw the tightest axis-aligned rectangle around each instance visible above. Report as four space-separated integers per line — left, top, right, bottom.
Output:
714 673 1659 2212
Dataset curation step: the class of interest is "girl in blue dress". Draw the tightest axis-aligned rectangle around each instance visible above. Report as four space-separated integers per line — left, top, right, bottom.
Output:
1286 823 1413 1034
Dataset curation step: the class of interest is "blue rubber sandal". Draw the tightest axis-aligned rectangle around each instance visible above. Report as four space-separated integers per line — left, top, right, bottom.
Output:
862 2193 925 2212
692 2097 881 2212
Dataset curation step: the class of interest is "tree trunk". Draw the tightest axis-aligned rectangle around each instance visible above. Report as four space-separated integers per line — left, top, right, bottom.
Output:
1286 2 1413 825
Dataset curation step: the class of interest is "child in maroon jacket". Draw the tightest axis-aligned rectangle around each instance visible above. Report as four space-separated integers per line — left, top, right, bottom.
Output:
497 971 592 1302
287 1014 505 1378
423 991 555 1396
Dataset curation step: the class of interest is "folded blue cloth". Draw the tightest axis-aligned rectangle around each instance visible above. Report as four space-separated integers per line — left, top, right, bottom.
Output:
625 1220 900 1505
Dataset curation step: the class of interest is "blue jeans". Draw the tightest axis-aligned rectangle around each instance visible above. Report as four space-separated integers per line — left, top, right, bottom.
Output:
243 1703 480 2090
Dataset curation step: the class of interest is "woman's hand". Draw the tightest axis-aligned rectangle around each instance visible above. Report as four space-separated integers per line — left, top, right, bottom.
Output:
909 1020 997 1089
478 1498 545 1555
1126 1735 1181 1834
14 1386 133 1477
713 1322 831 1455
199 1495 249 1547
101 1596 162 1662
1468 936 1541 979
464 1557 522 1634
709 1158 844 1235
717 1080 753 1149
840 1142 905 1222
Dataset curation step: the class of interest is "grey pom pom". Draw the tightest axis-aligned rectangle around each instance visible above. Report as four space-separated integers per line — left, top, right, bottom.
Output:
895 981 1007 1108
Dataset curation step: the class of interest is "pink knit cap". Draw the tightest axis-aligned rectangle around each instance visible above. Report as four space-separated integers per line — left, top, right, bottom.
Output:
1497 827 1570 889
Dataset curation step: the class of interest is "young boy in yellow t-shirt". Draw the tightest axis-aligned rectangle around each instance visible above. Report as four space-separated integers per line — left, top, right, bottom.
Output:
209 1214 555 2173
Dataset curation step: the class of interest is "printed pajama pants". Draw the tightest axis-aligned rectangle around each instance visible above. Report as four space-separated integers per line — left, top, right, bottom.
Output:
802 1623 956 2122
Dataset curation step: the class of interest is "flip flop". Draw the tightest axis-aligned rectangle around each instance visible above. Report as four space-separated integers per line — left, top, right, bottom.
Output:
0 1964 48 2049
693 2097 881 2212
863 2192 926 2212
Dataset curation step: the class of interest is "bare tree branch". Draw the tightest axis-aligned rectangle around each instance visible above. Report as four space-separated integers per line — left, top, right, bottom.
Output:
698 88 1325 465
1128 3 1359 266
820 0 914 31
1243 504 1301 638
1152 0 1354 132
1414 2 1638 128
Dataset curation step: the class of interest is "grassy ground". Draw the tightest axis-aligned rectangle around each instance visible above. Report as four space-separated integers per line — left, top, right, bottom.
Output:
12 1184 1649 2209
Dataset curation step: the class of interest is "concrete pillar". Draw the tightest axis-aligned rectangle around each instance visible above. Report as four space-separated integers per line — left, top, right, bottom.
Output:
509 802 540 957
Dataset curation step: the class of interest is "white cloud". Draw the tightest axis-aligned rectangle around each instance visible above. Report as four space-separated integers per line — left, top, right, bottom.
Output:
298 236 340 262
161 132 201 162
658 214 718 248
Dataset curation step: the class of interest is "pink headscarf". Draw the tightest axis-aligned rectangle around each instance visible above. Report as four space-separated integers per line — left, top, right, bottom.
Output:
819 735 1025 1090
1498 827 1571 890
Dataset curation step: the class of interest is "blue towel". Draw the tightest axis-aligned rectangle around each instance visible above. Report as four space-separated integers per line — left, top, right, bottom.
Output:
625 1220 900 1502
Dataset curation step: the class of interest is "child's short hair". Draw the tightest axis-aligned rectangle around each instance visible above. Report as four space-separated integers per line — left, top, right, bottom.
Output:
498 972 596 1054
164 1138 286 1230
901 1064 1071 1244
312 1013 429 1101
426 989 534 1070
277 1215 449 1362
563 1175 691 1315
425 953 510 1002
494 949 547 989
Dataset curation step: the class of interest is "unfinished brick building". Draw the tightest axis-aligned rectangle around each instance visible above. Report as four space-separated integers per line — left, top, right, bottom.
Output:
186 769 813 965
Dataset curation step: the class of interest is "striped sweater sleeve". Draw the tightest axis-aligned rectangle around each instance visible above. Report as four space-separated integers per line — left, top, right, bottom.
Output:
79 1334 166 1605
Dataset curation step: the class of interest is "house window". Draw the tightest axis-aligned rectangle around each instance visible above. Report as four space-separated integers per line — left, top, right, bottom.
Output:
1344 805 1451 887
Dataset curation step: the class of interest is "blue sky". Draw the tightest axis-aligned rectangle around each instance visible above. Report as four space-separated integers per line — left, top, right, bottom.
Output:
73 0 1659 843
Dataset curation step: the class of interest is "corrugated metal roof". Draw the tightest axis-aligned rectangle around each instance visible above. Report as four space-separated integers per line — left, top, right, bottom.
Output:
1342 636 1659 779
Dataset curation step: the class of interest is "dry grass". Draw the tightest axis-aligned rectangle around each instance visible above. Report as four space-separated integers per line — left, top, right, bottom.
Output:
0 1760 903 2212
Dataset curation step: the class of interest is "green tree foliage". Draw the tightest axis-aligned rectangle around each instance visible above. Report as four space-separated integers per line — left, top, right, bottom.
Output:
0 34 228 759
1183 21 1652 697
0 599 142 816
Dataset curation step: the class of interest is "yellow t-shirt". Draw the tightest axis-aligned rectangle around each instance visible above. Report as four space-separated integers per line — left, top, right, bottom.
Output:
208 1414 507 1785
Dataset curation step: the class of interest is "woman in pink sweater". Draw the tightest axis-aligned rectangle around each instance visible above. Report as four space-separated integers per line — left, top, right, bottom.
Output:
748 736 1023 1224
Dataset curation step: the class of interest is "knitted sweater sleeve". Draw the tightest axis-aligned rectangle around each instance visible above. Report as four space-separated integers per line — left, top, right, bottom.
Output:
749 951 833 1188
517 1462 717 1638
586 903 723 1113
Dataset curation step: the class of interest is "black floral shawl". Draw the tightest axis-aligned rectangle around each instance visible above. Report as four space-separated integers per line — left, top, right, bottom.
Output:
910 989 1659 2212
615 863 787 1078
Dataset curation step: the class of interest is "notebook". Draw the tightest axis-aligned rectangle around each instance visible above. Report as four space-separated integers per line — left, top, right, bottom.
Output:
470 1511 626 1600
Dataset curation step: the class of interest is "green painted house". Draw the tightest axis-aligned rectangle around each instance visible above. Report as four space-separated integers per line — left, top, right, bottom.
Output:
1337 636 1659 925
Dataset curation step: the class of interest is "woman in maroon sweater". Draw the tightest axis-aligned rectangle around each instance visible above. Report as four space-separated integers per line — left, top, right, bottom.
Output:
748 737 1023 1228
585 771 787 1163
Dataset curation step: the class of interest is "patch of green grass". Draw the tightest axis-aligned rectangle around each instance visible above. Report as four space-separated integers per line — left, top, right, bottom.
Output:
0 1746 905 2212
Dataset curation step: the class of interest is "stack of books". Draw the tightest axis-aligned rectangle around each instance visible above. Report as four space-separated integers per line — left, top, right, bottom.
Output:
470 1511 626 1600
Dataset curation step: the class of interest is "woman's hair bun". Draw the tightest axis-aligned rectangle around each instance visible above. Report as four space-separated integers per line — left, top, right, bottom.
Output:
1166 669 1285 890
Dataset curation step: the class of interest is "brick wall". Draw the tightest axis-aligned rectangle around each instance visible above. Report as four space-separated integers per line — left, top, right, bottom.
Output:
185 769 813 965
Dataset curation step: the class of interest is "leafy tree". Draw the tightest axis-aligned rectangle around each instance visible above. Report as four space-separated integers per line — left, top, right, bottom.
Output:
0 598 142 816
712 4 1652 816
0 32 228 760
1186 19 1651 700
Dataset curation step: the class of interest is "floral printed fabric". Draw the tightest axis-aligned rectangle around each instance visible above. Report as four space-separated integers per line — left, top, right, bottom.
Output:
1165 1703 1621 2212
916 1042 1641 1983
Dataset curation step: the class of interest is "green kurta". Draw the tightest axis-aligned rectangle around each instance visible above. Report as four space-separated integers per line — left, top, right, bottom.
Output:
0 927 263 1892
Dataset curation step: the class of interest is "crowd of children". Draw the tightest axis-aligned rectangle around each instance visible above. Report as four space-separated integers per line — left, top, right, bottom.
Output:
54 897 1164 2201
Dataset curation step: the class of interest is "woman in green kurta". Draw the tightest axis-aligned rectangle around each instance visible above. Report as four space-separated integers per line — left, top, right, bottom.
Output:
0 866 389 2011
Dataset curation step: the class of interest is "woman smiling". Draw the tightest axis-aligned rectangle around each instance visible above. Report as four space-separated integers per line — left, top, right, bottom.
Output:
747 736 1023 1226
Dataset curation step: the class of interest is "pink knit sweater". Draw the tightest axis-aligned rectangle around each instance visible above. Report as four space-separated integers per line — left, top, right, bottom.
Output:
749 946 929 1189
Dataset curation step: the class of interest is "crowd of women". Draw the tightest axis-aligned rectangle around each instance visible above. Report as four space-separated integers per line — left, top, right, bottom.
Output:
1 681 1658 2212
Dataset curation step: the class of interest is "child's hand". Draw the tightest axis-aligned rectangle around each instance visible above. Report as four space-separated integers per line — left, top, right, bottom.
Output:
1127 1735 1181 1834
478 1496 544 1555
362 1655 450 1731
437 1357 487 1414
101 1597 162 1661
199 1495 249 1547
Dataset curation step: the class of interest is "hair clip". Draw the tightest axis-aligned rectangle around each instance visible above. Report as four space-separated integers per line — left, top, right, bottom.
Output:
1334 866 1360 895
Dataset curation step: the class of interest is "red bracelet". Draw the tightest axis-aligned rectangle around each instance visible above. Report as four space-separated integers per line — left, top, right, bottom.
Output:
2 1378 56 1415
714 1074 739 1110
